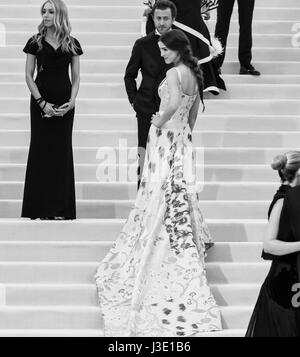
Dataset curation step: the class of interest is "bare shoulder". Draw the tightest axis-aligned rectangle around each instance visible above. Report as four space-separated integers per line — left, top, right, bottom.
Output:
269 198 284 219
166 67 180 82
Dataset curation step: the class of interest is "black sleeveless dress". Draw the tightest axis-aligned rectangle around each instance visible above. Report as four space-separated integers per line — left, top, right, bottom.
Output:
245 185 300 337
21 36 83 219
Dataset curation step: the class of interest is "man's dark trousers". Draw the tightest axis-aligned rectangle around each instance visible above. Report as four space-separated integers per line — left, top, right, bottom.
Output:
124 31 171 189
214 0 255 68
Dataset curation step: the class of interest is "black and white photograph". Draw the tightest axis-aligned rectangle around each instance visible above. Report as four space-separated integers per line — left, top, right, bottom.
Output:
0 0 299 341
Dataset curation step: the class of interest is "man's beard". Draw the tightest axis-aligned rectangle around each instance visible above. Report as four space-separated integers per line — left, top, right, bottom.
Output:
157 26 171 34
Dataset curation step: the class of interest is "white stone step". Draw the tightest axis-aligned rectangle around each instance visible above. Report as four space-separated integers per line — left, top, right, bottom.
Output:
211 284 260 307
0 261 269 284
0 305 253 330
0 182 279 201
0 328 245 337
0 72 300 85
0 129 300 148
0 6 145 20
0 113 299 131
2 83 300 100
192 329 246 337
0 5 299 21
0 17 297 34
2 46 300 62
0 98 299 115
5 0 145 5
0 199 270 219
0 262 270 285
207 263 270 284
219 306 253 330
0 262 98 284
0 146 293 164
221 75 300 84
0 218 267 243
1 59 300 75
0 241 264 262
210 85 300 99
0 329 104 337
3 30 298 48
0 306 102 329
0 163 278 182
0 18 140 33
2 73 299 87
5 0 299 6
1 283 261 307
3 284 98 306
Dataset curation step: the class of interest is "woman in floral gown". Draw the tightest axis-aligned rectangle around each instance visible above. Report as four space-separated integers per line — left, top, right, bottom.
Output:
95 29 222 337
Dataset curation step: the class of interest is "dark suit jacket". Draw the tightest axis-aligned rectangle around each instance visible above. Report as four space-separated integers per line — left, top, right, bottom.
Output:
124 31 172 116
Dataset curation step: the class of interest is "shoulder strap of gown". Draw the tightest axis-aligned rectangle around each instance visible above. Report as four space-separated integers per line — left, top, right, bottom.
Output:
174 67 182 84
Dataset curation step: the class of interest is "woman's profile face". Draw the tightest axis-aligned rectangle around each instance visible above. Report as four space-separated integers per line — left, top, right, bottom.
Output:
158 41 179 64
42 2 55 28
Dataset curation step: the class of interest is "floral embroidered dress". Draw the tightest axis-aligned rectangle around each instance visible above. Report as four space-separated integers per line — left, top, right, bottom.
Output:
95 67 222 337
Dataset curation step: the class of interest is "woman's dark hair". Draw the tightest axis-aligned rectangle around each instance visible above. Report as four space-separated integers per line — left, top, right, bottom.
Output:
152 0 177 20
271 151 300 183
160 29 205 111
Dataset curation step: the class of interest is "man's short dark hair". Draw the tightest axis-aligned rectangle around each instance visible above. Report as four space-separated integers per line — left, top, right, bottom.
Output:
152 0 177 19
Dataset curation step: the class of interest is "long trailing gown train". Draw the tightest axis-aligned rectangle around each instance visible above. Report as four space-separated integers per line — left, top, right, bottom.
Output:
95 67 222 337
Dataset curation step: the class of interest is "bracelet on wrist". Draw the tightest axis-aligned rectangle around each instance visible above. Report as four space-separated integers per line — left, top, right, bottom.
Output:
36 97 44 104
42 101 47 111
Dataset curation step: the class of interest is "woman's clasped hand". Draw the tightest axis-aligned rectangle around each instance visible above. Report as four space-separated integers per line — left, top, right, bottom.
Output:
40 100 75 117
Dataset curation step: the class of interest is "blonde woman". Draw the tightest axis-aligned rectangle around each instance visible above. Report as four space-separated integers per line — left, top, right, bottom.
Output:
21 0 83 220
246 151 300 337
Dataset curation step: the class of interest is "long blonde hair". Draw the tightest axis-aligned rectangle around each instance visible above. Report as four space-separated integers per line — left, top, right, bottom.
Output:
33 0 79 54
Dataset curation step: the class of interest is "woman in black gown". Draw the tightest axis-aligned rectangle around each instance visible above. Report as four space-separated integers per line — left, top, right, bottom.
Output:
144 0 225 95
21 0 83 220
245 151 300 337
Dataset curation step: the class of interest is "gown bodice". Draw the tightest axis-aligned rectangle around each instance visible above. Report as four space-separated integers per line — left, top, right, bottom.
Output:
158 68 198 130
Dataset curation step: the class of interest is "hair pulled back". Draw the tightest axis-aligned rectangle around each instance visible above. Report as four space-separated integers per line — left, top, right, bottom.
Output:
160 29 205 111
271 151 300 183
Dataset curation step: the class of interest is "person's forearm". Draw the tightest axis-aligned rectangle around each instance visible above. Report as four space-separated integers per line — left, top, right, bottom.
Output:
124 76 137 104
70 78 80 102
263 240 300 256
159 105 177 125
124 42 141 104
25 75 42 100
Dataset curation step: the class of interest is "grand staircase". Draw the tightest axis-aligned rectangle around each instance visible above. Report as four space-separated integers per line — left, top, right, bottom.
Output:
0 0 299 336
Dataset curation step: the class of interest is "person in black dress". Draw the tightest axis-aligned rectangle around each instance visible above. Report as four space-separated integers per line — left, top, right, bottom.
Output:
245 151 300 337
21 0 83 220
144 0 226 95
